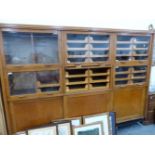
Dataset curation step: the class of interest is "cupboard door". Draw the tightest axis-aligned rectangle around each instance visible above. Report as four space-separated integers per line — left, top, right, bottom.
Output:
64 92 112 117
3 32 34 64
2 32 59 65
113 86 146 122
8 70 61 96
65 33 110 64
116 35 150 62
8 72 36 95
10 97 63 132
33 33 59 64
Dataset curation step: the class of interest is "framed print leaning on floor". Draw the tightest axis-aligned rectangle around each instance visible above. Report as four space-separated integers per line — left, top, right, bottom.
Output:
83 113 110 135
57 121 72 135
27 125 57 135
73 122 103 135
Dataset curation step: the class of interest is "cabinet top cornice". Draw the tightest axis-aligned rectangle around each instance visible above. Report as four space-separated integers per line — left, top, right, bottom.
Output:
0 23 154 34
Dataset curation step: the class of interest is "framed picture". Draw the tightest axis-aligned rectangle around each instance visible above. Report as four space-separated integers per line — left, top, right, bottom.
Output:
83 113 110 135
109 112 117 135
52 117 82 127
57 121 72 135
27 125 57 135
65 117 82 127
73 122 103 135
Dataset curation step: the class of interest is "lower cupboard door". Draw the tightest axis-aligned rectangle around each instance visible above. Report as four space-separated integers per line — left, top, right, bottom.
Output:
64 92 112 118
113 86 146 122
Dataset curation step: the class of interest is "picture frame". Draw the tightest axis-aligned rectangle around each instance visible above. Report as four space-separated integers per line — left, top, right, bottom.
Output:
27 125 57 135
51 117 82 127
57 121 72 135
83 113 110 135
109 112 117 135
65 117 82 127
73 122 103 135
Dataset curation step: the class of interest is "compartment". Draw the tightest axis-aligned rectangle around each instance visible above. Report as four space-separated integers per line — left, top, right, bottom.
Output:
91 57 109 62
132 79 146 84
36 70 59 84
116 74 129 79
38 87 60 93
90 68 110 75
115 80 129 86
90 82 109 89
89 34 109 43
65 69 87 77
90 76 109 83
66 84 88 92
116 66 130 73
133 66 147 72
66 77 88 85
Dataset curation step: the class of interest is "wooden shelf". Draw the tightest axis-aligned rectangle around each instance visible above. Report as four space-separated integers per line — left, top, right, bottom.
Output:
117 41 149 44
66 84 88 92
36 81 60 88
66 77 88 85
132 76 146 80
117 48 148 51
116 71 130 75
67 40 88 43
115 78 130 81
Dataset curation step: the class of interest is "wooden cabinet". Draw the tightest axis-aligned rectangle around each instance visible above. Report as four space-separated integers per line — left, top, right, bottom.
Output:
0 24 153 134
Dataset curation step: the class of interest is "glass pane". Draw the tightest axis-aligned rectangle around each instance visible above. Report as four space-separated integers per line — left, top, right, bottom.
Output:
3 32 34 64
36 70 60 93
36 70 59 84
67 34 88 63
8 72 36 95
116 35 150 62
33 33 59 64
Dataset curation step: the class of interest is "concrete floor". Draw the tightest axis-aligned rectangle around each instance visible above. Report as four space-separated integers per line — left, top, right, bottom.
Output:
117 121 155 135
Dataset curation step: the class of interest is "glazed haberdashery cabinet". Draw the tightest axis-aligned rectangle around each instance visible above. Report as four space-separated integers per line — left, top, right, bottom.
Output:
0 24 154 134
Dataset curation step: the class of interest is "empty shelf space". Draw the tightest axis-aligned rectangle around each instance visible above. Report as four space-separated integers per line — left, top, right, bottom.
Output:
66 77 88 85
115 80 130 86
65 69 87 77
66 84 88 92
89 68 110 75
37 82 60 88
37 86 60 93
